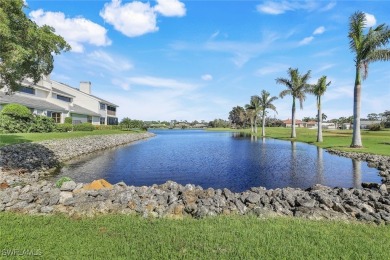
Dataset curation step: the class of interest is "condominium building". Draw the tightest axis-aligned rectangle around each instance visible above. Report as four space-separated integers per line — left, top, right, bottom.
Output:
0 75 118 125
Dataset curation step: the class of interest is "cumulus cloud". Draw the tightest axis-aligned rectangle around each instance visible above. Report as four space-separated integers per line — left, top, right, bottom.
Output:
201 74 213 81
100 0 158 37
154 0 186 17
299 36 314 45
313 26 325 35
29 9 111 53
100 0 186 37
364 13 377 27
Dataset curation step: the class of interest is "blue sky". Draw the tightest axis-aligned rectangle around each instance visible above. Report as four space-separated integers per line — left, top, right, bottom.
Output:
25 0 390 121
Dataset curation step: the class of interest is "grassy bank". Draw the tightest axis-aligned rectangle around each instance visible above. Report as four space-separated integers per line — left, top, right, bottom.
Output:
1 213 389 259
209 127 390 156
0 130 144 147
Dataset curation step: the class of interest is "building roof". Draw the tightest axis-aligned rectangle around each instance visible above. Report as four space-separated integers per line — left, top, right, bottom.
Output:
69 104 101 117
53 80 118 107
0 93 67 112
52 87 75 98
283 119 303 124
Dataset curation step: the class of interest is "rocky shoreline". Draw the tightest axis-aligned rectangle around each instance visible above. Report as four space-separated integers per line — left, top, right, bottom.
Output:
1 133 390 224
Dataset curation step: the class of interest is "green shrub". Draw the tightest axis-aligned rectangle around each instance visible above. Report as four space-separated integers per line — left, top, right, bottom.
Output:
368 124 382 131
73 122 94 131
29 115 56 133
0 103 32 119
55 177 73 188
64 117 72 124
94 125 121 130
0 114 31 133
56 123 73 132
120 117 144 129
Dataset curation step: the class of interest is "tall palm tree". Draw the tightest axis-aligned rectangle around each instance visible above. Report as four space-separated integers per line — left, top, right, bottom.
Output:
258 90 278 137
276 68 311 138
311 76 331 142
245 95 261 134
349 11 390 147
245 106 255 133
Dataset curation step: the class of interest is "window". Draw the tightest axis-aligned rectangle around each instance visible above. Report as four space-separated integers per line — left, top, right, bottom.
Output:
51 112 61 123
57 94 71 102
87 116 92 123
107 117 118 125
107 106 116 112
100 117 105 125
100 103 106 110
20 86 35 95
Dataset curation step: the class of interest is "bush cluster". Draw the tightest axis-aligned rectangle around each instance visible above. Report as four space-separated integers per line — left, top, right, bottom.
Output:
73 122 94 131
0 103 97 133
368 123 382 131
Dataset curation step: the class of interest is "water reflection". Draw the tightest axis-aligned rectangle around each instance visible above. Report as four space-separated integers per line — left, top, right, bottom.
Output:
352 159 362 188
316 147 324 185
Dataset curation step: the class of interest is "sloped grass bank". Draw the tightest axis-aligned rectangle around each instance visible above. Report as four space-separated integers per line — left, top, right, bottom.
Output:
1 213 390 259
209 127 390 156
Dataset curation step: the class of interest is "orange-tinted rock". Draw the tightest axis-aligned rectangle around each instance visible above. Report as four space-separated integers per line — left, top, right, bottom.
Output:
0 182 9 189
83 179 113 190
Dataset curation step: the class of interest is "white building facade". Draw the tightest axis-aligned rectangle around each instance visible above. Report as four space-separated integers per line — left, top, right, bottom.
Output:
0 76 118 125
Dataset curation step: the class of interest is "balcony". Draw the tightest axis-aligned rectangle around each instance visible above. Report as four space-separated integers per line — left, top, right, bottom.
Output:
107 110 116 116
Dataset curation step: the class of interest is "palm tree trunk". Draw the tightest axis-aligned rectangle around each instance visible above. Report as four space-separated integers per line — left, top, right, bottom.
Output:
250 116 254 134
262 110 266 137
351 67 362 147
254 116 258 134
317 97 323 142
291 97 296 138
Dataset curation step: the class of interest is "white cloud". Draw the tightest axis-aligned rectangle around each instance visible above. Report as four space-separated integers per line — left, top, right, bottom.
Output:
100 0 158 37
320 2 336 12
112 78 130 91
154 0 186 17
127 76 197 90
100 0 186 37
29 9 111 53
313 26 325 35
256 1 322 15
87 50 134 72
209 31 220 40
255 63 289 76
299 36 314 45
364 13 377 27
201 74 213 81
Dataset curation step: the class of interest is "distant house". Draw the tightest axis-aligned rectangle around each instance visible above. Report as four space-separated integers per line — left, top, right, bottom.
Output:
322 123 336 129
342 123 351 130
282 119 304 128
0 75 118 125
193 123 208 128
302 121 317 129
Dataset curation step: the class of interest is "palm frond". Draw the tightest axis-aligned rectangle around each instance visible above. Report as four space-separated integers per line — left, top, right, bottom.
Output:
366 49 390 62
275 77 292 89
279 89 292 98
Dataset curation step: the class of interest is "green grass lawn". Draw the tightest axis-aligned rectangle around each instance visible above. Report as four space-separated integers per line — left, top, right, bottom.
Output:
0 130 143 147
1 213 390 259
209 127 390 156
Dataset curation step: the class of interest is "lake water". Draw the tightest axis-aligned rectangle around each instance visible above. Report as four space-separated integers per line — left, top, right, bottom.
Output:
54 130 381 192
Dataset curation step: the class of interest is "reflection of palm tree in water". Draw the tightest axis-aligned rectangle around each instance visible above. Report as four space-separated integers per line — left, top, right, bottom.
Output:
352 159 362 188
316 146 324 185
251 135 257 142
290 141 298 186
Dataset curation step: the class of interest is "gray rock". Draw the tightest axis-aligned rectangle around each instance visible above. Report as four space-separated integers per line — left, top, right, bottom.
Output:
245 192 261 204
59 191 73 204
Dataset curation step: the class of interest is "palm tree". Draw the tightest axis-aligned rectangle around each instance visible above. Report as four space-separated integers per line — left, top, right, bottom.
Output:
245 95 261 134
245 106 255 133
311 76 331 142
276 68 311 138
258 90 278 137
349 11 390 147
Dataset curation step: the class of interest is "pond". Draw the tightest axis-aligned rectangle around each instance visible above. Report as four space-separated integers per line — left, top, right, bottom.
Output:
54 130 381 192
